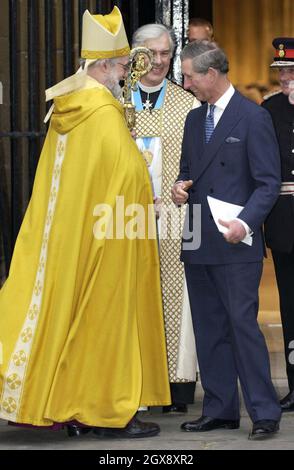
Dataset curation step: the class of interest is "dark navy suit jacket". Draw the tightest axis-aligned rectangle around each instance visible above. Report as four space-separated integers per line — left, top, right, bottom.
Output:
178 90 281 264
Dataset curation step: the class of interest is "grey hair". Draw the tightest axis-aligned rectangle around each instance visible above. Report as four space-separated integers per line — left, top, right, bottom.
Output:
132 23 175 55
180 40 229 74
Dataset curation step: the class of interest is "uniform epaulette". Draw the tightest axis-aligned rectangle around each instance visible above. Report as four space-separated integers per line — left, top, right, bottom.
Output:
263 89 282 100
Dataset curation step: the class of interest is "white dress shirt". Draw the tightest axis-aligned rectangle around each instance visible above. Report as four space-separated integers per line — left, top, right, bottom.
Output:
208 83 235 125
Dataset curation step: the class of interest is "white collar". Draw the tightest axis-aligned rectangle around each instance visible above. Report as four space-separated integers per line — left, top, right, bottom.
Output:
138 79 165 94
213 83 235 111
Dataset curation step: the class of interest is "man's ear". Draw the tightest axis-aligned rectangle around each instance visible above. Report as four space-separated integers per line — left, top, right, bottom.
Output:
101 59 109 72
207 67 217 83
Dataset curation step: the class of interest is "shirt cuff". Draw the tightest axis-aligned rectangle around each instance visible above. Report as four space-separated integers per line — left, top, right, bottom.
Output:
235 218 253 237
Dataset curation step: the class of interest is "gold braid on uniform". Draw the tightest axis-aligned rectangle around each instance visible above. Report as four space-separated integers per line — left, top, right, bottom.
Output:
135 81 195 383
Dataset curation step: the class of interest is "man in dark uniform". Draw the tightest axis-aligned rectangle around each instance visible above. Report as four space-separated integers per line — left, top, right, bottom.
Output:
262 37 294 412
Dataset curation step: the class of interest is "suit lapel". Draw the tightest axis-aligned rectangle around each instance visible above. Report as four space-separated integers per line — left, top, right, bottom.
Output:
193 91 244 183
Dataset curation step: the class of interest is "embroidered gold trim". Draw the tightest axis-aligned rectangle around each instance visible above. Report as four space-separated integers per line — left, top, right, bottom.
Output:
81 46 130 59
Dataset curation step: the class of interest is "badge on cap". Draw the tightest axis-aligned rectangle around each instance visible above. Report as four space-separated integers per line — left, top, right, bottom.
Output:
270 37 294 67
278 44 285 58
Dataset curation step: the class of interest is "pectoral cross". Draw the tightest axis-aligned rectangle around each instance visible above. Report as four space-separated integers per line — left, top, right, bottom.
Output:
143 99 153 111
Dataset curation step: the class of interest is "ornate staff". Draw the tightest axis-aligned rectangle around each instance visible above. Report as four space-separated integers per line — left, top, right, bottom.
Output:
122 47 153 130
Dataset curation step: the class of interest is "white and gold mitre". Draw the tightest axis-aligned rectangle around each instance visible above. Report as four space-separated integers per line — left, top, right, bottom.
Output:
81 6 130 60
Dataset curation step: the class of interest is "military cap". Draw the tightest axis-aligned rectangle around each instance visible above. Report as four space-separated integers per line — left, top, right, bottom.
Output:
270 37 294 67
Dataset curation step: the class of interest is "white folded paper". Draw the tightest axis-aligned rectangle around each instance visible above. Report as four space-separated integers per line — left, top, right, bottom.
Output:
207 196 252 246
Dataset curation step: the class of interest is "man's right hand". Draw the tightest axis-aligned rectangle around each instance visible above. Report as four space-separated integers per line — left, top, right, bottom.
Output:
171 180 193 206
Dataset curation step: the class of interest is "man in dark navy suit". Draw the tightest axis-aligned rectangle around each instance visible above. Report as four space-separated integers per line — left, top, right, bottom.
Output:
171 40 282 440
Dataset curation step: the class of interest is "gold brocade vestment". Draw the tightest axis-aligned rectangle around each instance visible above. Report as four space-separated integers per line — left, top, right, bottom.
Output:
135 80 197 383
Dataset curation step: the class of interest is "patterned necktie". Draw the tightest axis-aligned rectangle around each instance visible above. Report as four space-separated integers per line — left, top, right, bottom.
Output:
205 104 215 143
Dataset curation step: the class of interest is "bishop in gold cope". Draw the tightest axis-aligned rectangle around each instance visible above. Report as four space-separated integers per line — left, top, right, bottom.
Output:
0 7 170 439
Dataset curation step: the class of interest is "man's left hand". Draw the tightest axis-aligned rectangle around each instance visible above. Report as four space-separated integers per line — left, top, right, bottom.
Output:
218 219 246 244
